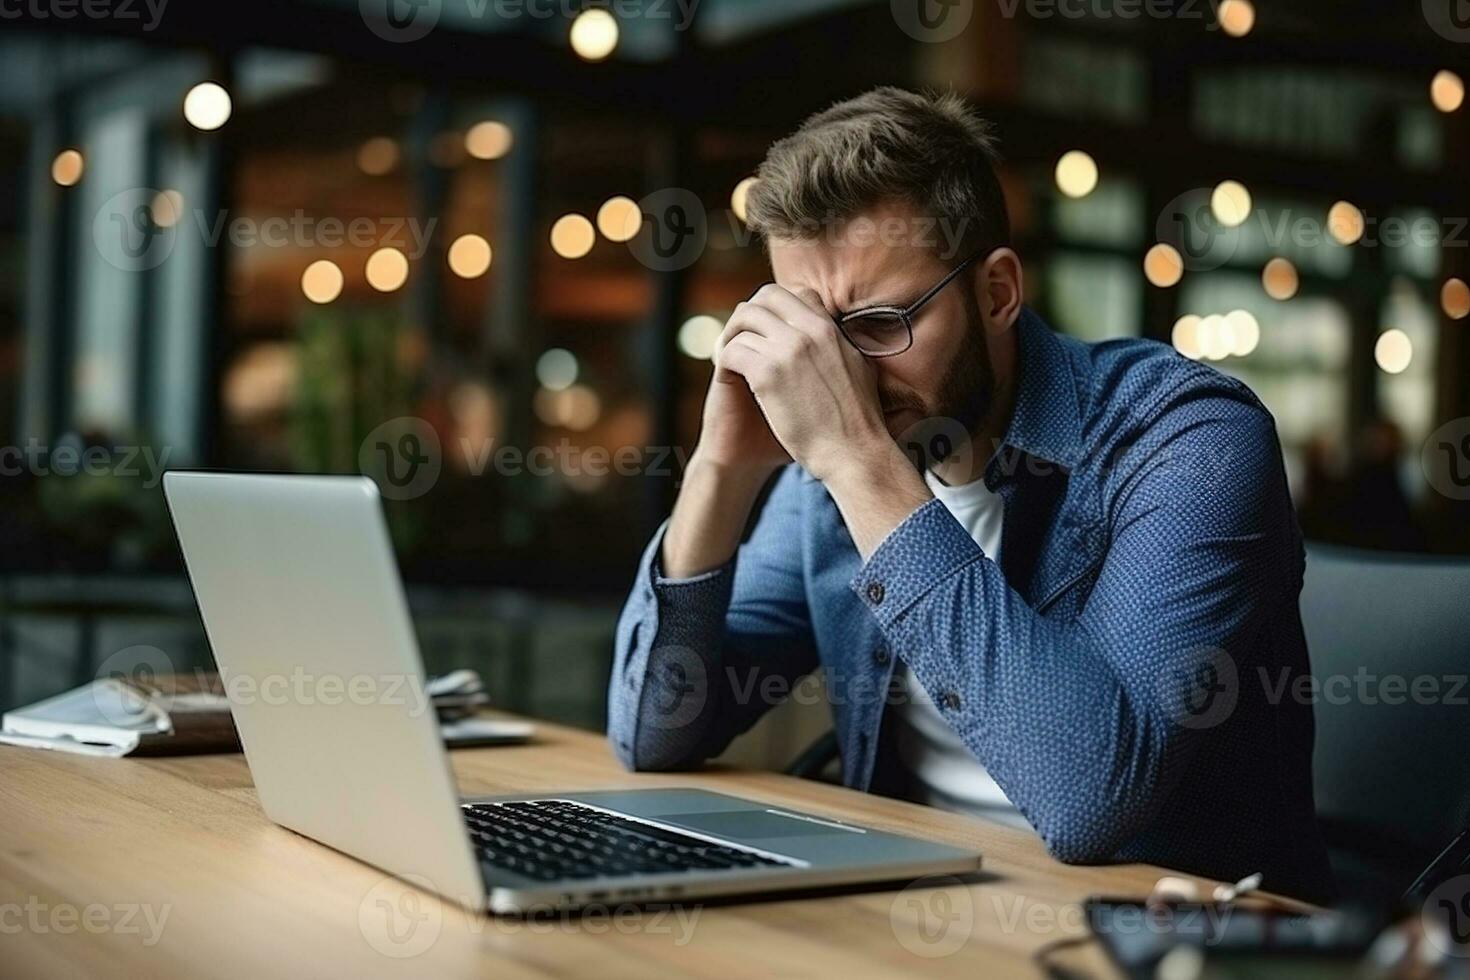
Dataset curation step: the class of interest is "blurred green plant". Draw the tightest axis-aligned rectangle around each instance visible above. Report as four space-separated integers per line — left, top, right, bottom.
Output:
34 434 174 570
289 306 426 551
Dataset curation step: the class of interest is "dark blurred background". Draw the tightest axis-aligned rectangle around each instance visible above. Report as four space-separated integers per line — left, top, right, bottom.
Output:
1 0 1468 758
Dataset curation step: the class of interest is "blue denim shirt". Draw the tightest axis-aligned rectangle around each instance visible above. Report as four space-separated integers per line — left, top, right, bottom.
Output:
607 309 1333 902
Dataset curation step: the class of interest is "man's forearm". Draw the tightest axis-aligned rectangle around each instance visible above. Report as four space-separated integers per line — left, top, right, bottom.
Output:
660 453 780 579
822 439 933 561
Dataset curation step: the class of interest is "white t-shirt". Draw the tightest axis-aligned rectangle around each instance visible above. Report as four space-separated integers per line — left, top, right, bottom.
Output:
893 468 1028 830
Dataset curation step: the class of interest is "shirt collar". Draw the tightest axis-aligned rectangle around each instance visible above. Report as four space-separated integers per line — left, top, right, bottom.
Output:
985 307 1085 487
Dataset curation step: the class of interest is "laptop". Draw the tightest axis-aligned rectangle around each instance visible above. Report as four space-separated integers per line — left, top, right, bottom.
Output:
162 471 982 914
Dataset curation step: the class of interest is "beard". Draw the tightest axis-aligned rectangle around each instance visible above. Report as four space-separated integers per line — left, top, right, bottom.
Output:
877 292 995 469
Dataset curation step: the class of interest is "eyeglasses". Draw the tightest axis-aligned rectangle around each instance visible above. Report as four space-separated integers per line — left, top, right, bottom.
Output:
833 248 989 358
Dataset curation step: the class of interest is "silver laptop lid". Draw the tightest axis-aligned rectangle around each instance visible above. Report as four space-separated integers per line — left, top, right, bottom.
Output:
164 471 485 910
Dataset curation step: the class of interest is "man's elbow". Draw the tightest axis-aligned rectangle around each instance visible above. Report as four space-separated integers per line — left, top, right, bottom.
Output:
1033 793 1152 865
1038 822 1118 865
607 729 706 774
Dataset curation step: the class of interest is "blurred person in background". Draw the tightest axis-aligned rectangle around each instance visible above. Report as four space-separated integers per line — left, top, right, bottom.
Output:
607 87 1332 902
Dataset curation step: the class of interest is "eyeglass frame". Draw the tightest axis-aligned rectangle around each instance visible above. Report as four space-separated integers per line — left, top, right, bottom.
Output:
831 246 993 358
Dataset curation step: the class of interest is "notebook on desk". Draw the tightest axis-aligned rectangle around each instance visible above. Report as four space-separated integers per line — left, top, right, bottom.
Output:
0 675 239 757
0 670 532 757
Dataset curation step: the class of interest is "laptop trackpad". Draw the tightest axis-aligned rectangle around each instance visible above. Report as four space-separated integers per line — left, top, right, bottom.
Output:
659 810 849 839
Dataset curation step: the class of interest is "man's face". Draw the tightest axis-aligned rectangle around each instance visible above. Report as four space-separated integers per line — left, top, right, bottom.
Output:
767 203 996 450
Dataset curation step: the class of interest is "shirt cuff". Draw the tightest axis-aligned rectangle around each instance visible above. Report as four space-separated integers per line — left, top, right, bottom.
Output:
849 497 983 629
643 522 735 623
637 519 734 590
652 558 730 589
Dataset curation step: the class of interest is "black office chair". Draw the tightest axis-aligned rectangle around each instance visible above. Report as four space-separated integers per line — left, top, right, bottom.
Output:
1300 544 1470 905
786 728 841 781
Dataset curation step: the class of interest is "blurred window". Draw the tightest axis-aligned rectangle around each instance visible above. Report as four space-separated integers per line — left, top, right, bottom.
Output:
1023 37 1146 124
1379 278 1438 456
1046 252 1141 343
1052 179 1144 249
1183 275 1351 484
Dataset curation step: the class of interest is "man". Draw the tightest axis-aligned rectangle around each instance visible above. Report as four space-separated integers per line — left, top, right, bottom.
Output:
606 87 1333 902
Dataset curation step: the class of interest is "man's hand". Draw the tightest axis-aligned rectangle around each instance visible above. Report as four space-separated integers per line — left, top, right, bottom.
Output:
714 284 888 483
658 294 796 580
715 284 932 559
693 323 791 477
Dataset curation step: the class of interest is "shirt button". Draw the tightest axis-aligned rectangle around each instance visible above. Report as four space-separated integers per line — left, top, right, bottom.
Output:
939 691 962 711
873 648 890 666
865 581 885 605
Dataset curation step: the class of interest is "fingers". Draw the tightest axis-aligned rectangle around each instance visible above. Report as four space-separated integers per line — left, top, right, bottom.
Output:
788 285 829 315
748 283 835 337
715 332 772 390
720 283 843 370
715 331 765 373
715 301 786 362
716 282 865 399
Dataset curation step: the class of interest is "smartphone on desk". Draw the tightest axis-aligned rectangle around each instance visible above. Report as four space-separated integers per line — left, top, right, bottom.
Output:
1083 896 1379 979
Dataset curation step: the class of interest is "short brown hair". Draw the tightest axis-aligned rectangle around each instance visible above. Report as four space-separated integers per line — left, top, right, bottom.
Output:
744 87 1010 255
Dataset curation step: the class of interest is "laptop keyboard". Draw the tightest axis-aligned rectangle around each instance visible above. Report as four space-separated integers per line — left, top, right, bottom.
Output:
463 800 796 882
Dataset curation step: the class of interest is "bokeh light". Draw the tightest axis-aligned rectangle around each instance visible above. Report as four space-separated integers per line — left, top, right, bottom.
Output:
731 177 758 223
301 260 344 304
448 234 493 278
551 214 596 259
678 315 724 360
1442 278 1470 320
570 9 618 61
465 121 513 160
535 348 579 391
365 247 410 293
151 189 184 228
1055 150 1098 199
1263 257 1299 301
1218 0 1255 37
183 82 232 131
1172 315 1203 359
1143 243 1184 288
1211 180 1252 228
534 384 601 430
1198 314 1232 360
1431 70 1465 113
1374 329 1412 374
596 196 641 242
1224 309 1260 357
357 137 399 176
1327 201 1365 245
50 149 83 187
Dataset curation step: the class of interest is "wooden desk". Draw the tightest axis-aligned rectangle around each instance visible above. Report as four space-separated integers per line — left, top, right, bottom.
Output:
0 717 1232 978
